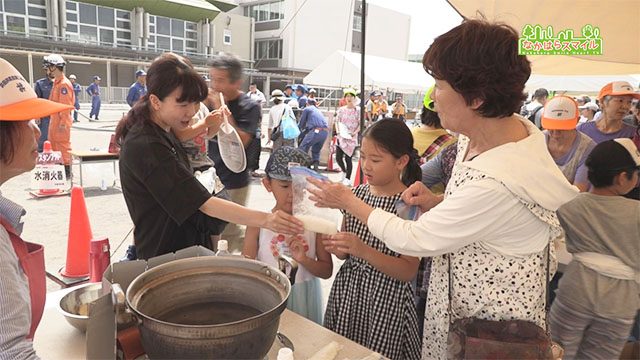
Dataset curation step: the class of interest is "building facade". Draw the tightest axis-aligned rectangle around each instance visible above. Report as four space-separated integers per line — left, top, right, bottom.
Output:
232 0 410 97
0 0 250 102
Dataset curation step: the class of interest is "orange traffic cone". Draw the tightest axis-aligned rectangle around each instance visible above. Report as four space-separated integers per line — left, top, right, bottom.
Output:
353 159 367 186
326 136 340 172
38 141 61 196
60 186 93 278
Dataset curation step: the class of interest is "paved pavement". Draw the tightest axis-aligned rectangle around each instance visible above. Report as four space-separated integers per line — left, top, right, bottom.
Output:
3 103 350 299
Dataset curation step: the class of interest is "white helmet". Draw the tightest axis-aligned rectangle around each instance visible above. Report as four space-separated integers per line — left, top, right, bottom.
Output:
43 54 66 68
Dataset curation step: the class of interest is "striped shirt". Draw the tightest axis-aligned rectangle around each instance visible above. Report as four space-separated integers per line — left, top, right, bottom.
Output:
0 192 39 360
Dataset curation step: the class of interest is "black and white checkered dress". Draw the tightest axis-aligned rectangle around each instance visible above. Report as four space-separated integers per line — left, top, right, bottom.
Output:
324 185 421 360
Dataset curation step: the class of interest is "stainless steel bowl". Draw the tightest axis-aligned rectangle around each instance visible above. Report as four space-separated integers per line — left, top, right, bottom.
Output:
58 282 103 332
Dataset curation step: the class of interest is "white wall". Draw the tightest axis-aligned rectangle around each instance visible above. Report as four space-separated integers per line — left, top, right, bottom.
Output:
239 0 411 72
282 0 353 71
211 13 252 61
364 4 410 60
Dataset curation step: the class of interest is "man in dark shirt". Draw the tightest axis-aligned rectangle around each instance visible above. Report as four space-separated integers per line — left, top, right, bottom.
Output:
207 54 260 252
120 120 227 259
34 65 54 151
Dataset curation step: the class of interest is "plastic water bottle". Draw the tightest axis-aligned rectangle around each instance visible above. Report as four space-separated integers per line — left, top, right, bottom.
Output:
215 240 232 256
100 178 107 191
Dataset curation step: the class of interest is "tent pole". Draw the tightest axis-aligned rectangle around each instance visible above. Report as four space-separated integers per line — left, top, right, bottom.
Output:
357 0 366 185
359 0 366 133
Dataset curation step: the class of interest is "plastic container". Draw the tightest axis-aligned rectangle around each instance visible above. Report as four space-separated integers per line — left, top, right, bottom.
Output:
89 237 110 282
290 166 341 235
277 347 294 360
215 240 232 256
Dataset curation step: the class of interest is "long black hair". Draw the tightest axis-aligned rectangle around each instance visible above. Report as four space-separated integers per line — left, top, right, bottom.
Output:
115 53 208 144
362 118 422 187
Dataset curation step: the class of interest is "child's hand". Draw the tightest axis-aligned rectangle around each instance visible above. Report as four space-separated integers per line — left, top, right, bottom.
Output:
204 110 224 131
324 232 364 257
286 235 309 262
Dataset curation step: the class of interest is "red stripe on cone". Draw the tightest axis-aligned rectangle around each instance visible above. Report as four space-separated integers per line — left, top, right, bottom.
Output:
353 159 367 187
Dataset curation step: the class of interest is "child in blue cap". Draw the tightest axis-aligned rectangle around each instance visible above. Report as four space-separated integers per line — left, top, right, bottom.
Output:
242 146 332 324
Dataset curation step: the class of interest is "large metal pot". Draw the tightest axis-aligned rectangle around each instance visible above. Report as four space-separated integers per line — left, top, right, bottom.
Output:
114 256 296 359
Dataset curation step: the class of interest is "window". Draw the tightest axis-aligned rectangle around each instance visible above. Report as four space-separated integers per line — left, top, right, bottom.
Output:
116 10 129 20
116 20 130 29
172 38 183 51
269 2 281 20
245 1 284 23
223 29 231 45
79 3 97 24
6 15 25 33
64 1 130 48
28 0 45 5
171 19 184 37
147 15 198 54
98 7 114 27
157 35 170 50
353 14 362 32
79 24 97 42
5 0 25 13
254 39 282 60
156 17 170 35
28 6 46 17
99 28 113 45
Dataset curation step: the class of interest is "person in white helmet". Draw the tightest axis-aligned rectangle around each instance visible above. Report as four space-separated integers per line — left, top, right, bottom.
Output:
43 54 75 178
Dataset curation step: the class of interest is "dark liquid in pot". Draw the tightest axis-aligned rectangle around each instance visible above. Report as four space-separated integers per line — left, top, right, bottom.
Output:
157 301 262 325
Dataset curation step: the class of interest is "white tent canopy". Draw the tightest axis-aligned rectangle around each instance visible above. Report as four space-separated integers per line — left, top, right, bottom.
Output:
526 74 640 93
303 51 434 93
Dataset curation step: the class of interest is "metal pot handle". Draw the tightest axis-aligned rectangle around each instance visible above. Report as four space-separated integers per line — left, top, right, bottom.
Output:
277 254 298 286
111 283 139 328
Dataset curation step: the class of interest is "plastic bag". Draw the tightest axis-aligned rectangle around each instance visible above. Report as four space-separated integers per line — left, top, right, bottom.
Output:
290 166 341 234
194 167 225 195
217 93 246 173
395 199 422 221
281 113 301 140
336 121 352 140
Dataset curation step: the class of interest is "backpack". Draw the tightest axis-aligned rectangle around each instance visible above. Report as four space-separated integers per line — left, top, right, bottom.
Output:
522 105 544 125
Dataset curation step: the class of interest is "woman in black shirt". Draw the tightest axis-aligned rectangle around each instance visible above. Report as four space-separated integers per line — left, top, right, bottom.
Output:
115 53 303 259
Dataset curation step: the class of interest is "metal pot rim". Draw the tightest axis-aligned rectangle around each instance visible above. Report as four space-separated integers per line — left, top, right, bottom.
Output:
125 257 290 328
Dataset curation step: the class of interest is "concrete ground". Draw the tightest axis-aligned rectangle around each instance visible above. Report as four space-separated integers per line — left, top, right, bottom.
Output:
2 103 351 304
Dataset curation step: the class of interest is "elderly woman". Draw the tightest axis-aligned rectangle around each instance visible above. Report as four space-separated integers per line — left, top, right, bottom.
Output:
543 96 596 192
577 81 639 143
0 59 75 359
309 20 578 358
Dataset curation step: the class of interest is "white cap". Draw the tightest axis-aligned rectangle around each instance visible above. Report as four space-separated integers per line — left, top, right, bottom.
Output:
217 240 228 251
578 101 599 112
541 95 579 130
0 58 74 121
276 348 294 360
613 138 640 166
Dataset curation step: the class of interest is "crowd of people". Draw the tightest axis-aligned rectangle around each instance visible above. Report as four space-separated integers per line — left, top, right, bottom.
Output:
1 17 639 360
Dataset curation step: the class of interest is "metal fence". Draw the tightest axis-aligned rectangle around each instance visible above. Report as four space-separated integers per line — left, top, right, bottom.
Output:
75 86 130 104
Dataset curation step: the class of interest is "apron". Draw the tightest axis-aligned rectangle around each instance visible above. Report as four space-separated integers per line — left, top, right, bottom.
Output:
0 217 46 339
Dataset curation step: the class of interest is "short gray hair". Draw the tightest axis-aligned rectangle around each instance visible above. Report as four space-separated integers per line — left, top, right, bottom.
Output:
207 53 243 83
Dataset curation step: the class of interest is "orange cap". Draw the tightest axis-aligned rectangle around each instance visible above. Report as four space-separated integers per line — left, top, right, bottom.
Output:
597 81 640 101
0 58 74 121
